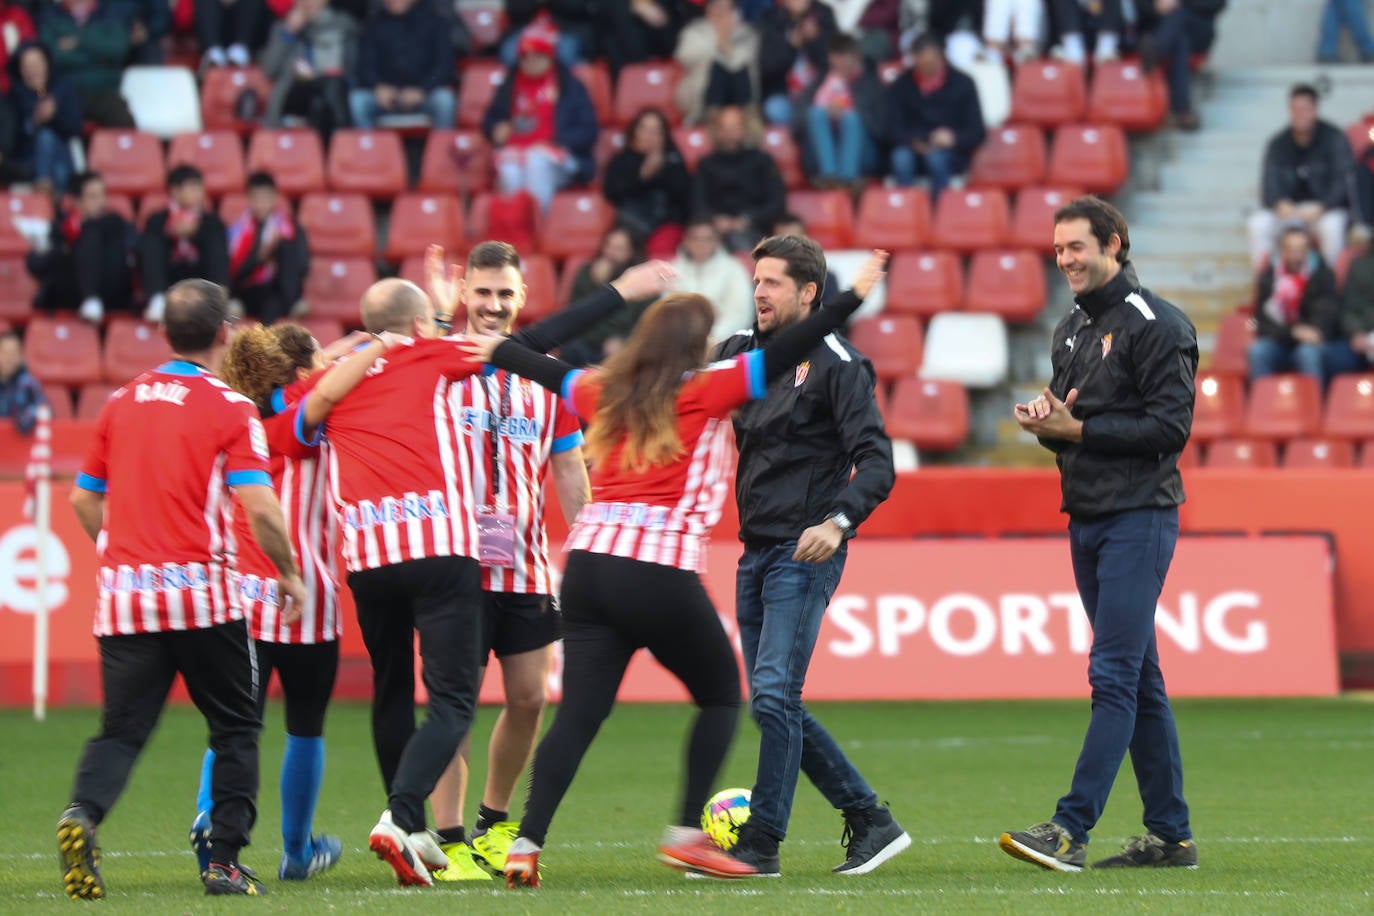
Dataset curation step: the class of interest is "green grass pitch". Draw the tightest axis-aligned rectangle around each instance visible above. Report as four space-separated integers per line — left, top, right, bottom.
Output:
2 697 1371 913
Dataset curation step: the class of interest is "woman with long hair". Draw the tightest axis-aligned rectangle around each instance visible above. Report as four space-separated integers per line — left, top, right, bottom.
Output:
459 248 889 887
602 107 691 257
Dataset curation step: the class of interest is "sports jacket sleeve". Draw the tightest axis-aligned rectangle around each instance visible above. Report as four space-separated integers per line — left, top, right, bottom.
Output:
510 285 625 354
1079 318 1197 457
824 356 894 533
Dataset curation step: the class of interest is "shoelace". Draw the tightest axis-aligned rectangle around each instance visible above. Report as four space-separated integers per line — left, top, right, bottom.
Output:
487 822 520 842
1122 834 1163 854
1025 821 1065 843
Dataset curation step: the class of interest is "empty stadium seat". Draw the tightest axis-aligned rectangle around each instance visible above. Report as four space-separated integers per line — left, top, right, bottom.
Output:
458 59 508 128
963 249 1046 321
575 61 614 125
1244 373 1321 440
853 187 931 251
76 382 116 419
0 258 37 324
883 376 970 452
121 65 202 137
326 129 408 198
1322 373 1374 439
932 188 1010 252
200 66 273 134
883 250 964 319
967 124 1047 191
762 126 804 189
1346 116 1374 159
1211 309 1255 376
24 315 102 386
103 317 173 383
1009 186 1082 252
302 257 378 323
593 129 625 177
1009 60 1086 126
1047 124 1129 195
246 129 327 196
539 191 614 261
135 191 169 230
43 383 75 420
1086 61 1167 132
285 316 346 348
1190 371 1246 443
466 191 537 253
517 253 560 324
671 126 711 172
845 315 923 382
459 2 506 52
613 61 681 125
88 130 166 198
1284 437 1355 469
920 313 1009 387
0 192 53 256
297 193 376 258
785 190 854 250
166 131 246 198
397 255 425 286
385 193 466 262
1204 438 1277 469
418 129 493 193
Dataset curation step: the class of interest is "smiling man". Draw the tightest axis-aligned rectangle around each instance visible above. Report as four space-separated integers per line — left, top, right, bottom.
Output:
1003 195 1201 872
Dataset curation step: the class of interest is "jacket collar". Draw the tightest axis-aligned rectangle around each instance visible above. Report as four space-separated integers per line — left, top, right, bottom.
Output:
1074 261 1139 321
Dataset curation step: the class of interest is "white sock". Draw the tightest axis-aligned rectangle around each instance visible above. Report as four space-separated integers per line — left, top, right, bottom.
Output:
227 44 249 67
1094 32 1119 59
144 293 166 323
78 297 103 323
1060 33 1086 64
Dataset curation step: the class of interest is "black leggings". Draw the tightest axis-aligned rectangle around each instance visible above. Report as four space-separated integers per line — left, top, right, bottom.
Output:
254 639 339 737
519 551 742 847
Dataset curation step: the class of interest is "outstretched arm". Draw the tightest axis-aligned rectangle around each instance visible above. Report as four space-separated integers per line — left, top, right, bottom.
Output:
300 335 391 428
512 260 679 353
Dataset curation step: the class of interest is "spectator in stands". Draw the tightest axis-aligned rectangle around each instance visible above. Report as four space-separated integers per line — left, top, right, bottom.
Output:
983 0 1043 63
27 171 136 322
1316 0 1374 64
854 0 901 62
1047 0 1124 64
772 211 839 304
674 0 759 127
484 23 597 211
0 1 35 94
671 216 755 343
227 172 308 325
758 0 838 126
195 0 267 69
1248 83 1355 269
1136 0 1226 133
121 0 169 65
11 43 80 197
603 107 691 259
348 0 454 129
691 105 785 253
799 33 885 191
886 32 985 199
1247 225 1342 386
602 0 691 76
0 329 45 435
139 165 229 323
560 224 655 366
259 0 356 139
39 0 135 127
1331 244 1374 377
498 5 590 67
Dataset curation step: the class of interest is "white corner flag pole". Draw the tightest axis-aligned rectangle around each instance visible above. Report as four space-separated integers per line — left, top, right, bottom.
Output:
29 404 53 722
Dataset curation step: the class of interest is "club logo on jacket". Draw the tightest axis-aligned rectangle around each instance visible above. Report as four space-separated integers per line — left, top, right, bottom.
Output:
795 361 810 388
1101 332 1113 359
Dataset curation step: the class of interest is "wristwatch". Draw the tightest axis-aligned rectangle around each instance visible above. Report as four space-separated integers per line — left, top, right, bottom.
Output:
826 512 852 533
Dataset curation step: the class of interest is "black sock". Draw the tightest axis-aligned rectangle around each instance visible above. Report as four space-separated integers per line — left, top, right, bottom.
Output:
209 841 238 866
475 804 508 832
436 826 466 845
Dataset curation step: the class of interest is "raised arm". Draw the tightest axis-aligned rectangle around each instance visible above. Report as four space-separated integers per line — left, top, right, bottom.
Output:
299 335 391 428
758 250 888 382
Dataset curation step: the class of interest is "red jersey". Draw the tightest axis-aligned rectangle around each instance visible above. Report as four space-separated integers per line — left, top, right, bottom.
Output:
451 367 583 595
563 351 766 573
77 361 273 637
308 336 484 572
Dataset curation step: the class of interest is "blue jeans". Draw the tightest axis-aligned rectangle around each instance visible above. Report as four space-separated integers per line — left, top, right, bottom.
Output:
347 87 456 129
805 107 876 182
495 145 578 211
1153 7 1215 113
1247 336 1326 386
735 542 877 840
763 94 793 126
1054 507 1190 844
1318 0 1374 57
1323 339 1371 379
31 127 74 192
890 145 967 198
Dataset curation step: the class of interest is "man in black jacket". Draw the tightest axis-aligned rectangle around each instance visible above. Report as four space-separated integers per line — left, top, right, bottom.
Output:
1002 196 1199 873
347 0 455 128
757 0 838 126
1136 0 1226 131
1247 224 1342 385
691 105 786 253
139 166 230 323
885 32 985 199
27 170 136 322
714 237 908 878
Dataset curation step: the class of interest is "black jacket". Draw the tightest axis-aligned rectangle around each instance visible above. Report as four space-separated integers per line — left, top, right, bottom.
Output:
715 323 894 546
354 1 452 90
757 0 838 101
691 147 786 230
1259 119 1355 210
602 145 691 234
886 64 986 157
1042 264 1198 519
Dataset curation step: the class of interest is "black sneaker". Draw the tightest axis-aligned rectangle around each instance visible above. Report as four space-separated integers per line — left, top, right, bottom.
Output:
57 805 105 901
998 821 1087 872
833 805 912 875
727 823 781 877
1092 833 1199 869
203 862 266 895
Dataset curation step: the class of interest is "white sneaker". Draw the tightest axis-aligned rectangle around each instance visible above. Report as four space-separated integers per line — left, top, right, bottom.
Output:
407 829 451 872
227 43 249 67
78 298 104 323
204 46 227 68
143 293 165 323
367 810 432 887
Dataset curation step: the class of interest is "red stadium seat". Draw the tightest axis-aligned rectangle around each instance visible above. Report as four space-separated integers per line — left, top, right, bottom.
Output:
1010 60 1086 126
575 61 614 125
612 60 681 126
0 192 52 256
302 257 378 323
1346 116 1374 159
883 376 969 452
1211 309 1255 376
1009 186 1082 252
24 314 102 386
1244 373 1321 441
76 382 116 419
761 126 804 190
88 130 166 198
1047 124 1129 195
246 129 327 196
671 126 711 172
135 191 169 231
539 191 614 261
166 131 246 198
784 190 854 250
1283 437 1355 469
556 254 590 309
932 188 1010 253
397 255 425 286
1322 373 1374 439
883 250 964 318
103 317 173 384
458 3 506 52
418 129 493 193
593 129 625 177
1204 438 1277 469
385 193 466 262
200 66 274 134
967 124 1047 191
285 315 346 348
1190 371 1246 444
844 315 923 382
0 257 37 324
1176 439 1201 470
1087 61 1167 131
43 383 75 419
963 249 1046 321
466 190 537 253
517 253 560 324
326 129 408 198
297 193 376 258
1361 439 1374 468
853 187 931 251
458 59 508 129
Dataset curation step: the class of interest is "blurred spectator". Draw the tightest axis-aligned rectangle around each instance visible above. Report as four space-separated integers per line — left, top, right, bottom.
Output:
887 32 984 198
0 329 45 435
227 172 308 324
560 223 655 366
855 0 901 61
1248 83 1355 268
39 0 135 127
1332 244 1374 376
603 107 690 259
195 0 267 69
674 0 759 126
602 0 692 75
259 0 356 138
691 105 785 252
348 0 454 128
27 171 137 322
499 5 591 67
1137 0 1225 132
1047 0 1123 64
1247 225 1341 386
0 0 35 93
384 0 473 60
11 42 80 196
484 25 597 210
118 0 169 65
799 32 885 190
671 216 755 342
772 211 840 303
758 0 838 126
139 165 229 323
983 0 1042 63
1316 0 1374 64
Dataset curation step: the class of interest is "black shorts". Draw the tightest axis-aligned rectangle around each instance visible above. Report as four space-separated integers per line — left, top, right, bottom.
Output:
480 591 561 662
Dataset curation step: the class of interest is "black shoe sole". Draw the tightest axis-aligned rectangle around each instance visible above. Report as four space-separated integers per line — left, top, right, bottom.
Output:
57 814 104 901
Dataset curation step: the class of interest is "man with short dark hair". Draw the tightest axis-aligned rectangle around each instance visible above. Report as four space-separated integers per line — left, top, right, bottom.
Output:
1002 195 1199 872
227 172 308 325
140 166 230 323
885 31 985 198
28 170 136 322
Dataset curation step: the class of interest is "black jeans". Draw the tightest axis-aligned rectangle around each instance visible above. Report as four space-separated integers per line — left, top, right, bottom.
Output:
348 556 483 833
519 551 741 846
254 639 339 737
71 620 261 862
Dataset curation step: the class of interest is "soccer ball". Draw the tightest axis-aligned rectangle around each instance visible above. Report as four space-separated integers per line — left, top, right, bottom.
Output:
701 788 751 850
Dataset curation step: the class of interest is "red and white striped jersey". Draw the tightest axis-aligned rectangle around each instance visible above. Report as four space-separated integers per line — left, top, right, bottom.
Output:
451 368 583 595
76 360 272 636
563 351 766 574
